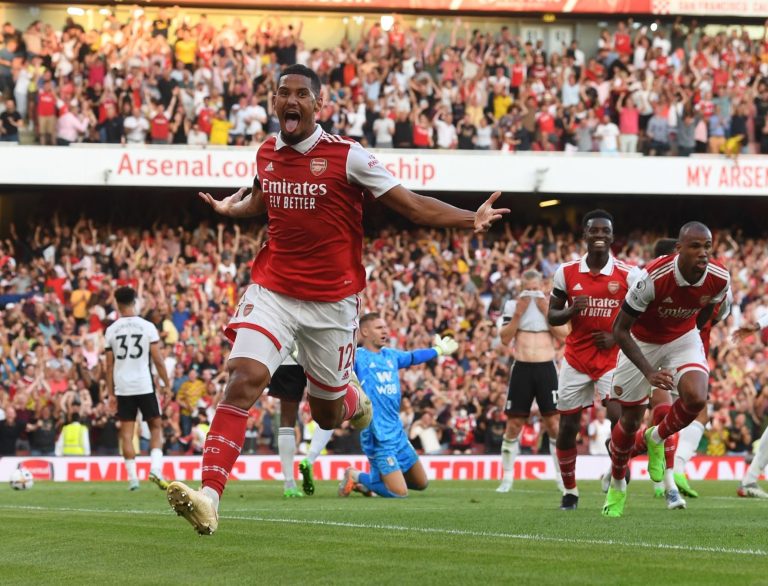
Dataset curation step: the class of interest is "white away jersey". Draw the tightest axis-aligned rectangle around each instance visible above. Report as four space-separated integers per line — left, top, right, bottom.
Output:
105 316 160 396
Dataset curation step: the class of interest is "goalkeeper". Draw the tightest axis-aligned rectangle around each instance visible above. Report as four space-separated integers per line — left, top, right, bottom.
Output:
338 312 459 498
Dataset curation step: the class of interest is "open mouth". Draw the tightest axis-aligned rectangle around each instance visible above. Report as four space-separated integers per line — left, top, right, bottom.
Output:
284 111 301 133
592 239 607 247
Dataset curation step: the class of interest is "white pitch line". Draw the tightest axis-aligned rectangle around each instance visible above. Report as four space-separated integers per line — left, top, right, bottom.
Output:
1 503 765 557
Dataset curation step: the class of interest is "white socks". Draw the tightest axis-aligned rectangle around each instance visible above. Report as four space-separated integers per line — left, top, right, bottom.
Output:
278 427 297 489
674 420 705 475
125 459 137 482
663 468 676 491
150 448 163 476
501 437 519 481
307 427 334 464
611 476 627 491
202 486 220 511
650 426 663 444
549 438 564 491
743 427 768 486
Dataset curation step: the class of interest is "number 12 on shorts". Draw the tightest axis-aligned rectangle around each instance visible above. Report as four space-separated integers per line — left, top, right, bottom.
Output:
337 344 354 371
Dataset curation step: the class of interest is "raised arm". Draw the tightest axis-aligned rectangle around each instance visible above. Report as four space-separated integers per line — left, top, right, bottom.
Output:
379 187 508 233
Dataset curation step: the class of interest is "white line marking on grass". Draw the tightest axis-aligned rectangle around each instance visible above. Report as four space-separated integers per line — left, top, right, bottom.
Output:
2 503 765 557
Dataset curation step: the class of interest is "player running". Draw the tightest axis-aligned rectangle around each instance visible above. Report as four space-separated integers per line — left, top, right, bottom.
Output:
626 237 731 504
338 312 458 498
548 210 639 511
603 222 730 517
105 286 170 491
166 64 508 534
734 314 768 498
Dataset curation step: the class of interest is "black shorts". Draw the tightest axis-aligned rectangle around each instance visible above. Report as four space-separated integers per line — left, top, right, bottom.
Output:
117 392 161 422
268 364 307 403
504 361 558 417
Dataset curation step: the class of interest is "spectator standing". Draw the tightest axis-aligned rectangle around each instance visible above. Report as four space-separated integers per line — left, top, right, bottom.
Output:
617 93 639 153
588 408 611 455
0 98 22 141
594 114 619 154
36 79 57 145
123 105 150 144
647 106 670 155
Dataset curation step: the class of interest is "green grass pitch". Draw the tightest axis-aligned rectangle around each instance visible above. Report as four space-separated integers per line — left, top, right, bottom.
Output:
1 480 765 585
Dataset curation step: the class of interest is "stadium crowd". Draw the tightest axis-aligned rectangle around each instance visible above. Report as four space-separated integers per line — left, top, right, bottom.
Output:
0 212 765 460
1 9 768 153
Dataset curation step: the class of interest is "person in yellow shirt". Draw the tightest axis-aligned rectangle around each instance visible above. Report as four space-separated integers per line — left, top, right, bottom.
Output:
70 277 91 326
55 413 91 456
209 108 232 145
174 29 197 68
176 368 207 435
493 87 514 121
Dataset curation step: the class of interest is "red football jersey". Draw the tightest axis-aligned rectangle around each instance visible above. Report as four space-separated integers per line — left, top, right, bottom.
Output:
626 255 730 344
552 255 639 380
251 126 399 302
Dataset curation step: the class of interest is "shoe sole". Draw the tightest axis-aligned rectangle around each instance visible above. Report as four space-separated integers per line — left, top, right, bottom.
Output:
299 461 315 496
167 482 217 535
350 392 372 430
667 502 687 510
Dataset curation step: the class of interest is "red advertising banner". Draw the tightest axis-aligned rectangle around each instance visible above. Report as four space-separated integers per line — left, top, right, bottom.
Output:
0 455 760 483
136 0 768 16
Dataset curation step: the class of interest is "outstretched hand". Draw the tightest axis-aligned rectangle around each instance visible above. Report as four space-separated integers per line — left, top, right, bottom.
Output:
474 191 510 233
198 187 249 217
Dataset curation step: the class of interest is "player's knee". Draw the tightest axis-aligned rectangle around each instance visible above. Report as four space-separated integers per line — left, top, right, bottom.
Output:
410 480 428 492
312 412 339 430
559 414 580 438
391 486 408 498
225 359 270 406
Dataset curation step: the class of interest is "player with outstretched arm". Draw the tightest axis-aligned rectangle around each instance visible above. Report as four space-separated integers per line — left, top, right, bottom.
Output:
338 312 458 498
166 64 508 534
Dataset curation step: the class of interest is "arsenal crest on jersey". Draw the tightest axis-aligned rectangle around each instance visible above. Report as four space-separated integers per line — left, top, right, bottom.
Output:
243 304 254 317
310 158 327 176
608 281 620 294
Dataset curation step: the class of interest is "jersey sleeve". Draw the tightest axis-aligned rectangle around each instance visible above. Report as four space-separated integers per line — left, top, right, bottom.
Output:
711 273 731 304
626 265 644 289
346 142 400 198
625 269 655 314
714 287 733 322
501 300 516 326
551 265 567 299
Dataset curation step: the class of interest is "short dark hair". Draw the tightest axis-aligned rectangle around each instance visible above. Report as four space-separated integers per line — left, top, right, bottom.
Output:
582 209 614 229
359 312 380 328
653 238 678 257
114 286 137 306
278 64 321 97
679 221 710 240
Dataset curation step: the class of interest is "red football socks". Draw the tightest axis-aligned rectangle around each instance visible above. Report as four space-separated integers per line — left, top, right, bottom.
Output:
556 447 578 490
657 399 700 440
609 422 635 481
201 403 249 497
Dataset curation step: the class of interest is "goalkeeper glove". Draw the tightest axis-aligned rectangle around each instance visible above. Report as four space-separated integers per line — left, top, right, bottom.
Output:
433 334 459 356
